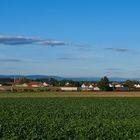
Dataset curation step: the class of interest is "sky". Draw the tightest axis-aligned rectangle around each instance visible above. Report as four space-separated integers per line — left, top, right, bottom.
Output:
0 0 140 78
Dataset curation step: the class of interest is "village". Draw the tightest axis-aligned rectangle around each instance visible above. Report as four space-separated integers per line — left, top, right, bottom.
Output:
0 77 140 92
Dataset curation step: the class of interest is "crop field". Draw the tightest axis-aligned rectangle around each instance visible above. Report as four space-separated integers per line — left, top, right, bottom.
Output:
0 97 140 139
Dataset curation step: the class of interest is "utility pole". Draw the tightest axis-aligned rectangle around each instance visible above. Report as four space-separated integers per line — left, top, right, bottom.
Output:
11 77 16 92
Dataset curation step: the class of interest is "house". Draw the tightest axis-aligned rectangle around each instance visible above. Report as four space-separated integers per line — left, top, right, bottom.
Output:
81 83 87 88
64 82 73 87
65 82 70 86
15 83 28 87
94 87 100 91
134 84 140 88
22 83 28 87
81 83 100 91
88 85 94 90
28 82 43 87
81 83 89 91
115 84 124 88
43 82 50 87
109 84 113 88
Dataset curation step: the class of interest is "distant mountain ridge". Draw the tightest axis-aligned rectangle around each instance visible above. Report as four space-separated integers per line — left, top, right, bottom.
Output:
0 75 140 82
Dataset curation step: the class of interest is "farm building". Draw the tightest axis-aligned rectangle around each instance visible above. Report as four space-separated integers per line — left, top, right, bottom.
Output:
15 83 28 87
61 87 78 91
115 87 129 91
28 82 43 87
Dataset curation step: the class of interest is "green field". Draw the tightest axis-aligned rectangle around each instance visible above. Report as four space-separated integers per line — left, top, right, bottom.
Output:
0 96 140 139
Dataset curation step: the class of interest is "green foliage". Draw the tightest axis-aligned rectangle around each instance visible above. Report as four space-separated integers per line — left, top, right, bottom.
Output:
0 98 140 139
15 78 31 84
0 78 13 84
124 80 139 88
12 86 61 92
97 76 110 91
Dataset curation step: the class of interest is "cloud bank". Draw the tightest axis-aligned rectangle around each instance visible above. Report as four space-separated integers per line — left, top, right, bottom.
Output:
0 35 67 46
58 57 80 61
105 47 129 52
0 59 21 62
104 68 122 71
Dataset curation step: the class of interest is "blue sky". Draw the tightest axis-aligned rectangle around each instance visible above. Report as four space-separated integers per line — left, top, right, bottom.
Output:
0 0 140 78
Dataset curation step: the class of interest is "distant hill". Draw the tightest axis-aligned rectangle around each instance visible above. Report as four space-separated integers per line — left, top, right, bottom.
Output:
0 75 64 80
0 75 140 82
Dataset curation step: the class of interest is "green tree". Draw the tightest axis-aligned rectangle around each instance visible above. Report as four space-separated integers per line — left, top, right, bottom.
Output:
124 80 139 88
15 78 31 84
97 76 110 91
